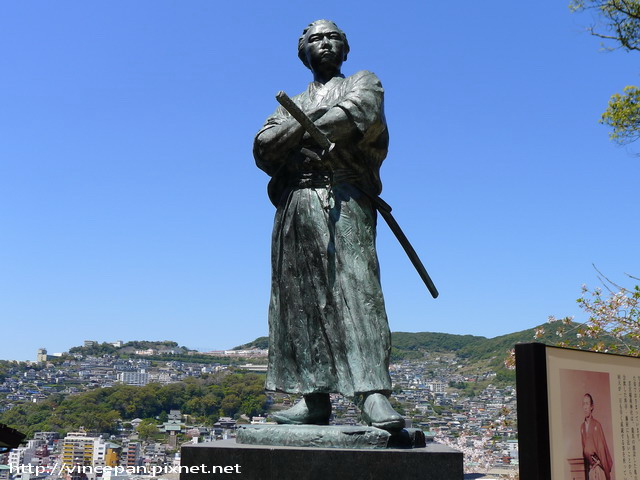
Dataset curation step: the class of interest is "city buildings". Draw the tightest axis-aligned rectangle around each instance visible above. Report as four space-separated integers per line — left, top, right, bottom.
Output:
0 342 519 477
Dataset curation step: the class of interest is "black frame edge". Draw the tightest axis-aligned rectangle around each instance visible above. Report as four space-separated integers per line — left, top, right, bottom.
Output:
515 342 551 480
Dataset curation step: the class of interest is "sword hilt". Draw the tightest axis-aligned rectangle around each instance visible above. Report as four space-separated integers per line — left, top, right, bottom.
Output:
276 91 335 153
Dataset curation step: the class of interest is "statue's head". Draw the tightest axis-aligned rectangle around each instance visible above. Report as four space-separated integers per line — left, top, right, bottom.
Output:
297 20 350 72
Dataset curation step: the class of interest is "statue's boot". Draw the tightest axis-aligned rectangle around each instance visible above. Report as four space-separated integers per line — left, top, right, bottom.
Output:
361 392 405 431
272 393 331 425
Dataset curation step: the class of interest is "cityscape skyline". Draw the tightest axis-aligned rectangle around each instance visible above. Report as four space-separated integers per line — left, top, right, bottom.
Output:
0 341 519 475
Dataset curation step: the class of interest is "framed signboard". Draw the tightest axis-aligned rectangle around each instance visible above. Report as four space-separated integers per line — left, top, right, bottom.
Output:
515 343 639 480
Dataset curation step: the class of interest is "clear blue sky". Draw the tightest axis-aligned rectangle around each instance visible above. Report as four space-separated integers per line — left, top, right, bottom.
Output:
2 1 639 361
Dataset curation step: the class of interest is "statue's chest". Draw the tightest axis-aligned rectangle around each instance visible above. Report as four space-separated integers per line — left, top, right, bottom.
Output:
302 80 346 109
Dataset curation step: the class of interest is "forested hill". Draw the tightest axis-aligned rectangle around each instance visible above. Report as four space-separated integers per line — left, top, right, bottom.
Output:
390 327 546 361
236 323 573 363
233 337 269 350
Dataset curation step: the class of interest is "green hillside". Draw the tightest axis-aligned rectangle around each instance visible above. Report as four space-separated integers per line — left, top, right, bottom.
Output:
391 331 485 354
233 337 269 350
0 373 267 438
231 323 601 386
234 323 567 363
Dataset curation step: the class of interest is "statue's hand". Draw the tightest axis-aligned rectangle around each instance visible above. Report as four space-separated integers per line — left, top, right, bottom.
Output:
283 105 328 143
300 106 331 144
299 147 324 166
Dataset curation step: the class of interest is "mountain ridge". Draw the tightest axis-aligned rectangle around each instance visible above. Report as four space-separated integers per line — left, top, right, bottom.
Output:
233 321 574 363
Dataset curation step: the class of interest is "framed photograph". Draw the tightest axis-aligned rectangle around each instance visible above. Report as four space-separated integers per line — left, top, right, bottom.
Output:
515 343 639 480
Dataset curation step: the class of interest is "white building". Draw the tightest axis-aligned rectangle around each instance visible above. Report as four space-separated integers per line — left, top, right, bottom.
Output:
8 440 38 470
36 348 48 363
428 382 447 393
93 438 108 467
118 370 149 386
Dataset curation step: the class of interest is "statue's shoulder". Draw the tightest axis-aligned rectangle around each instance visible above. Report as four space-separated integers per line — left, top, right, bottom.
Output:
344 70 383 92
348 70 381 82
292 89 308 100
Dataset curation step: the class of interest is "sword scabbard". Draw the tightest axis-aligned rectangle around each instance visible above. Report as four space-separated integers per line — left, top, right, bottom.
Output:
274 90 438 299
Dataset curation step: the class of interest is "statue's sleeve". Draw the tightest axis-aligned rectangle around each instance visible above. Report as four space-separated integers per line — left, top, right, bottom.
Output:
253 106 293 177
335 70 385 139
315 71 388 169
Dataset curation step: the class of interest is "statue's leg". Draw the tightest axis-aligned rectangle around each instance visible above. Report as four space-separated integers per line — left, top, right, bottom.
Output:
359 392 405 431
272 393 331 425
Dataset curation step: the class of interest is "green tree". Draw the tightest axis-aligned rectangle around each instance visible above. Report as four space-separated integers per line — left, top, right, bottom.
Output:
136 419 158 440
239 397 264 418
601 86 640 143
571 0 640 144
68 342 117 356
0 371 267 434
220 394 241 417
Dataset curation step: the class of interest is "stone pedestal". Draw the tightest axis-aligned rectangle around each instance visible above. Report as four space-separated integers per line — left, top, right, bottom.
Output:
180 439 463 480
236 424 426 449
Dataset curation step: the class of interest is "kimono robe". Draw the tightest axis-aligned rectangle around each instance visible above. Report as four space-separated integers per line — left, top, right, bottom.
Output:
581 417 613 480
253 70 392 397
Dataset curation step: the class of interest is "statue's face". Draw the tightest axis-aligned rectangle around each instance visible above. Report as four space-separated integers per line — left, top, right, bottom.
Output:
303 22 345 73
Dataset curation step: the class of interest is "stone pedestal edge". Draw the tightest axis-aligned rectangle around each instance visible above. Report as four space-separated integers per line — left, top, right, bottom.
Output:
180 439 463 480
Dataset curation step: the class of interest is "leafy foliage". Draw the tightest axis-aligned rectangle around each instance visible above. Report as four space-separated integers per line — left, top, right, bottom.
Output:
232 337 269 350
69 342 118 356
570 0 640 51
547 273 640 355
601 86 640 143
391 332 486 355
571 0 640 145
136 419 159 439
391 328 570 363
0 362 11 382
123 340 179 350
234 331 543 366
68 341 190 357
143 353 265 365
64 340 262 365
390 346 424 361
0 372 268 437
505 272 640 368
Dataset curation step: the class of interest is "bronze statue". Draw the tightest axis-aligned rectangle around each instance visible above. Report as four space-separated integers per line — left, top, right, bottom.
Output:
253 19 404 431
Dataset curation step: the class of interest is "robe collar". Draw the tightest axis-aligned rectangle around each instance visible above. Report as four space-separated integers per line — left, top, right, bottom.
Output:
308 74 345 97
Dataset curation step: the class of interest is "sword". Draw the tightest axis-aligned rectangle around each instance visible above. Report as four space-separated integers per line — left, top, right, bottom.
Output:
275 91 439 299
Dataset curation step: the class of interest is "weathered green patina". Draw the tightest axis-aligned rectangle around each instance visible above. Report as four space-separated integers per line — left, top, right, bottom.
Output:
253 19 403 431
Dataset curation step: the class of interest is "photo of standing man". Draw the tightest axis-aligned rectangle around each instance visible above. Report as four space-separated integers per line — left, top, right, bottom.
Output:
581 393 613 480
